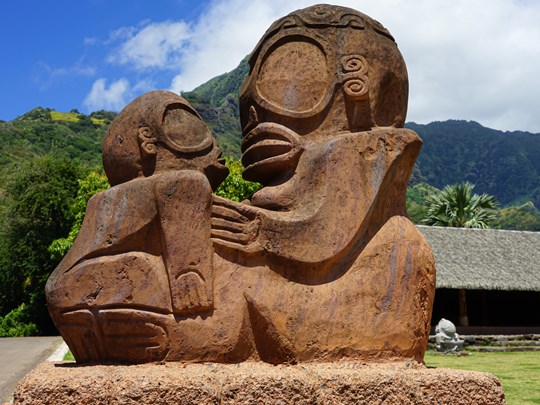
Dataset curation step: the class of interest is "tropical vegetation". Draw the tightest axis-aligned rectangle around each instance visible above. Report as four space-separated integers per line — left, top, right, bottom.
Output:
214 157 261 202
0 156 85 335
422 182 498 228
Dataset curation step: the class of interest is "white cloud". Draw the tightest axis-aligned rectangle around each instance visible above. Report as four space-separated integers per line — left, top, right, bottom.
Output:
170 0 282 92
85 26 138 46
165 0 540 132
100 0 540 132
109 21 192 70
83 78 130 112
372 0 540 133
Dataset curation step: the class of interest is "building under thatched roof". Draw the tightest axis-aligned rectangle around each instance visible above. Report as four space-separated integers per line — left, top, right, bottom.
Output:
419 226 540 291
417 226 540 331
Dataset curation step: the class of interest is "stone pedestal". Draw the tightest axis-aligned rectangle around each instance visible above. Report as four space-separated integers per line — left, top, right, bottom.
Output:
14 361 505 404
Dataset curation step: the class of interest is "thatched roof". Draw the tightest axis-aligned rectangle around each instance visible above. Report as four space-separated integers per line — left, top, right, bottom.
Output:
417 226 540 292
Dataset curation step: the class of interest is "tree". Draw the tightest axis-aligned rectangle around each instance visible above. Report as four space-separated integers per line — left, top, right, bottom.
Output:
422 181 498 327
215 157 261 202
422 182 498 229
0 156 83 335
492 201 540 231
406 182 441 224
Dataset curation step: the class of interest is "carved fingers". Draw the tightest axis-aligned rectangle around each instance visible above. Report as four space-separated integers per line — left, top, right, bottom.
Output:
211 196 262 253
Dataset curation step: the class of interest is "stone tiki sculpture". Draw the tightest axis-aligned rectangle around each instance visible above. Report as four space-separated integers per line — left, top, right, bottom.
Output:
46 4 436 365
46 90 229 362
435 318 464 352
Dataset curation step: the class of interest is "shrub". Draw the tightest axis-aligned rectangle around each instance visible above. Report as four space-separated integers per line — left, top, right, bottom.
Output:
0 303 38 337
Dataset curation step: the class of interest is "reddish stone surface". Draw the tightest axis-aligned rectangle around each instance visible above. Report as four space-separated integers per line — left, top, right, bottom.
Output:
46 5 436 364
14 361 505 405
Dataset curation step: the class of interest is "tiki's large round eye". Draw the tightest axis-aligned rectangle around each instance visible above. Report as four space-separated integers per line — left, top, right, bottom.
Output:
256 40 329 114
161 105 212 153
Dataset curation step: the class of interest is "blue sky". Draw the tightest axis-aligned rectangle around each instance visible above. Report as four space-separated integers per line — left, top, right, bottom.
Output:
0 0 208 120
2 0 540 133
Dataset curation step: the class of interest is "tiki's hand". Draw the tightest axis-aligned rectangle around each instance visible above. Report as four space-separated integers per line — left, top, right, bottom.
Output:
173 272 212 313
211 196 262 253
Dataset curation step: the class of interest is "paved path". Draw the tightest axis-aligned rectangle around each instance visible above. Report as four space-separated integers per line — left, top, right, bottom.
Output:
0 336 63 403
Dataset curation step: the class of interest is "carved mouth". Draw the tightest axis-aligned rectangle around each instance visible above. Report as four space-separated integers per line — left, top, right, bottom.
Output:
241 123 302 183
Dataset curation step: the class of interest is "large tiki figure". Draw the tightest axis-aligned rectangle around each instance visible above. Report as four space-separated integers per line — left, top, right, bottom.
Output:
46 4 435 364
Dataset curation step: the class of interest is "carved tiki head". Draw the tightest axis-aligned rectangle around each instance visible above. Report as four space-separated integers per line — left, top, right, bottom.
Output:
239 4 409 183
103 90 228 188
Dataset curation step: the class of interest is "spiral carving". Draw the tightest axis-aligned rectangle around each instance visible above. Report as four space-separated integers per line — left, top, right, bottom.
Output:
342 55 368 74
342 55 369 101
343 78 369 100
138 127 157 155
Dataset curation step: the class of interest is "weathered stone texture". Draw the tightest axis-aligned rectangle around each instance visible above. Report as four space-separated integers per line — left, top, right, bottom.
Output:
14 362 505 404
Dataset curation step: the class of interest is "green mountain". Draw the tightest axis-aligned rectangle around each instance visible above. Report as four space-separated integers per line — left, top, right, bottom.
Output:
0 107 113 171
182 58 248 158
407 120 540 207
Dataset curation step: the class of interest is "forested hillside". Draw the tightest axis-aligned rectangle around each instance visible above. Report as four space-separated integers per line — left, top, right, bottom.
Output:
0 107 113 173
0 108 113 213
408 120 540 206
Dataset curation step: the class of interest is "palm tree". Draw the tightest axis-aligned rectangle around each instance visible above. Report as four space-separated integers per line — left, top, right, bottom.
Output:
422 182 498 327
422 182 498 229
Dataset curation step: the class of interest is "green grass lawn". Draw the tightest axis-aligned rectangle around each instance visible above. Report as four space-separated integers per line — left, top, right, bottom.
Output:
63 350 74 361
425 351 540 405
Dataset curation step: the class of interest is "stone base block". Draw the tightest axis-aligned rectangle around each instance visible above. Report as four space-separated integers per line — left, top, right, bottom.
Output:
14 361 505 404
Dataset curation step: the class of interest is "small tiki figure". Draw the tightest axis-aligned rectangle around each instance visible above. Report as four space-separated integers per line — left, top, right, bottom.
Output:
46 90 228 362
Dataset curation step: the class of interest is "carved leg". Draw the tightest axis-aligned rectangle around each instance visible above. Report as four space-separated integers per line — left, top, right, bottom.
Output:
48 252 172 312
47 252 176 363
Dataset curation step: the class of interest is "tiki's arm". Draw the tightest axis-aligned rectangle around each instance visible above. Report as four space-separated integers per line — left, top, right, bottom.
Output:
153 170 214 313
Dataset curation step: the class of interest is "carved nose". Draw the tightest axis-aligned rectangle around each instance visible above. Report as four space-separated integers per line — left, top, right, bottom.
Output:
242 105 259 135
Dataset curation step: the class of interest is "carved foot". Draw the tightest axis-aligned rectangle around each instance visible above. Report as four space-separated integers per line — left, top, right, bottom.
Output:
58 308 174 363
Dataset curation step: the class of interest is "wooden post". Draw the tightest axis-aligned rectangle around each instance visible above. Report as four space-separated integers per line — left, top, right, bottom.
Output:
481 290 488 326
459 288 469 327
